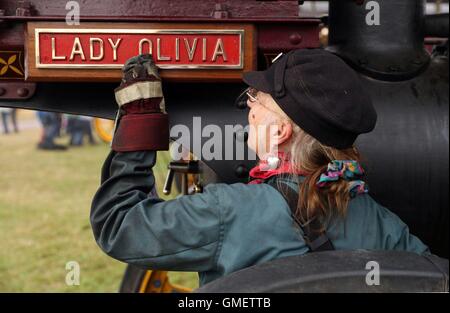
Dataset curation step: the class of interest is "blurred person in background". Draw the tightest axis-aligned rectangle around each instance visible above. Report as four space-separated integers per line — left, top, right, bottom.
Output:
55 112 62 138
0 107 10 134
81 116 97 145
36 111 66 151
10 109 19 133
0 107 18 134
67 115 96 146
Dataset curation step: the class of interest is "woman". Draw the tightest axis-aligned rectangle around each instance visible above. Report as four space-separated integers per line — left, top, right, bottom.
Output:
90 50 429 287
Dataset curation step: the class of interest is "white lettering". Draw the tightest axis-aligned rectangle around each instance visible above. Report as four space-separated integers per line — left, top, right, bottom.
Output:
108 38 122 61
184 38 198 61
70 37 86 61
157 38 171 61
178 297 212 311
65 1 80 26
366 1 381 26
212 38 227 62
90 38 104 61
139 38 153 55
65 261 80 286
366 261 381 286
202 124 222 161
51 38 66 60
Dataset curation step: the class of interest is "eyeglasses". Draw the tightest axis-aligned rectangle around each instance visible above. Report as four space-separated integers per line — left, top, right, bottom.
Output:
246 87 259 103
235 87 259 109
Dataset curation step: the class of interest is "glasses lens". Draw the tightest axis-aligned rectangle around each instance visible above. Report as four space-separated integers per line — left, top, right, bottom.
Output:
235 88 250 109
247 88 258 102
235 87 259 109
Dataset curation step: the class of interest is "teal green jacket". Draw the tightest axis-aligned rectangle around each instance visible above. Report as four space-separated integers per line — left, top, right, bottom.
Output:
90 151 430 286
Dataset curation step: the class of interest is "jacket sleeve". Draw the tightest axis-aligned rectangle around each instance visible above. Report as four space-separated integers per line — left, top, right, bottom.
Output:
380 204 431 255
357 195 431 255
90 150 224 272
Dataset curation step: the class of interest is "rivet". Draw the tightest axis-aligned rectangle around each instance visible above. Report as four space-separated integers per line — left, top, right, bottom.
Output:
235 164 249 179
215 3 224 11
289 33 303 46
17 88 29 97
213 3 230 19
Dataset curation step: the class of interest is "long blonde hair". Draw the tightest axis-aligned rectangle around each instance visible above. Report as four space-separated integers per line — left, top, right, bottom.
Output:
289 129 363 230
261 92 363 229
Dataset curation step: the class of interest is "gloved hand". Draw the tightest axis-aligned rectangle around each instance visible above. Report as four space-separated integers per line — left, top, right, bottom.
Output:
111 54 169 152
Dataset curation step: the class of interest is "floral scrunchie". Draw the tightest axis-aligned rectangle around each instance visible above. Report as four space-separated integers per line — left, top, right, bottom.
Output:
316 160 369 198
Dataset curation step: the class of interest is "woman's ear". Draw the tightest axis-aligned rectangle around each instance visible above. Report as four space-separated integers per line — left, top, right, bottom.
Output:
272 120 293 146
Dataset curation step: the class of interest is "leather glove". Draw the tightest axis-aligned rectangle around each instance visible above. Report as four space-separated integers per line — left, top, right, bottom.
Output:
112 54 169 152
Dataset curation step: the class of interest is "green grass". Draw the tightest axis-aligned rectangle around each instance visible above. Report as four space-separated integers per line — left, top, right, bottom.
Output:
0 114 198 292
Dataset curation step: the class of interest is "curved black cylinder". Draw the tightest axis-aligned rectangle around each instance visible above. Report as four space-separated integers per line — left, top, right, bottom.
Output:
327 0 430 81
357 56 449 258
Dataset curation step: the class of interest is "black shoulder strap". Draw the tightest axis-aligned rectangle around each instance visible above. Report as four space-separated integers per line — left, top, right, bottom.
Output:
267 179 335 252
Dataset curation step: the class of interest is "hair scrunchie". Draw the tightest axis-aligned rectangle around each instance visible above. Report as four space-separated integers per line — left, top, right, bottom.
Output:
316 160 369 198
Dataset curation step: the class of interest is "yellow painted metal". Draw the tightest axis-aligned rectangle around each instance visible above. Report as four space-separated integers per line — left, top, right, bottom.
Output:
93 118 115 143
139 270 192 293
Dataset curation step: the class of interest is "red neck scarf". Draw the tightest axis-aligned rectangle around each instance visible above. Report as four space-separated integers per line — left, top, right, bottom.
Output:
248 152 306 184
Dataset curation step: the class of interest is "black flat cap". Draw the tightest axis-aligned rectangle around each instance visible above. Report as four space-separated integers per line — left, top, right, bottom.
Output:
243 49 377 149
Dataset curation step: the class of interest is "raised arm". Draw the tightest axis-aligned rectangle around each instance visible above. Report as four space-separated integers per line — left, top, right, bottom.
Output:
90 55 224 272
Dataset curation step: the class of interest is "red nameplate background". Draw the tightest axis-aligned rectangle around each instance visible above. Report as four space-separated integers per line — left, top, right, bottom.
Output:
26 22 256 82
36 30 243 69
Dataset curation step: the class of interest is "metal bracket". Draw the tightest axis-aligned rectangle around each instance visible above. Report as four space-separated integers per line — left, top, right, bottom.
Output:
16 1 33 17
163 160 202 195
0 82 36 100
212 3 230 19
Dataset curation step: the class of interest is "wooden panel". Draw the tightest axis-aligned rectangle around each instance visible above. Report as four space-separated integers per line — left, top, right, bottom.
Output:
26 22 257 82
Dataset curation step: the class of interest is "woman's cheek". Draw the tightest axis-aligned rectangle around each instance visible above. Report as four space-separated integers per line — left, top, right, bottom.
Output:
247 124 257 153
248 107 257 124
